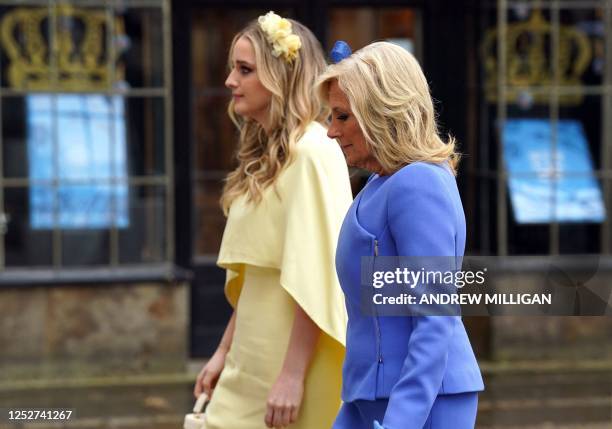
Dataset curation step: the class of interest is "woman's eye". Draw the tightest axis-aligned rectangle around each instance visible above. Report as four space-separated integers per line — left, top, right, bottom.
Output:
240 66 252 74
336 114 349 121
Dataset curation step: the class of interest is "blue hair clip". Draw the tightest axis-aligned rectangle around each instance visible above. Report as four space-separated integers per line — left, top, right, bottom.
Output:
330 40 352 63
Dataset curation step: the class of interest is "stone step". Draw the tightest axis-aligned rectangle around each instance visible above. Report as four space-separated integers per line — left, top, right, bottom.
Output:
477 370 611 427
477 395 611 427
0 370 609 428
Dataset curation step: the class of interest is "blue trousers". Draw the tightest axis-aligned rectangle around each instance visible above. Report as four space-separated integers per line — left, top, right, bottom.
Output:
332 392 478 429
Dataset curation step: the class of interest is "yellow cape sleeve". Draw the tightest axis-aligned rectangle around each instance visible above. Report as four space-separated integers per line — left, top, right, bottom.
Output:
217 123 352 346
277 136 352 346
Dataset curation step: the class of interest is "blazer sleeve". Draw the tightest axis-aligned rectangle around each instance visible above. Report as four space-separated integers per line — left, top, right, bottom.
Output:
379 164 460 429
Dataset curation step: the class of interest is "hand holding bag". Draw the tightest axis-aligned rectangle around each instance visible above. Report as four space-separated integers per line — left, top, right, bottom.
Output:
184 393 209 429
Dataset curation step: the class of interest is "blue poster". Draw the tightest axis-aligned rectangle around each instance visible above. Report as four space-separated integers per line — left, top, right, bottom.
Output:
28 94 129 229
503 119 605 224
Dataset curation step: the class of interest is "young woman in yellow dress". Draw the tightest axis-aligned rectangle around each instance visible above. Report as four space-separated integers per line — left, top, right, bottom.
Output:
193 12 352 429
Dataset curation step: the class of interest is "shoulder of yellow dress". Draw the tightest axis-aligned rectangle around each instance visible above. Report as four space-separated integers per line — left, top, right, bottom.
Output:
294 122 342 160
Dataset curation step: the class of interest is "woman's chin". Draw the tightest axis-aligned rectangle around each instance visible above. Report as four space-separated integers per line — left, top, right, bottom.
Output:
344 156 359 168
232 104 250 118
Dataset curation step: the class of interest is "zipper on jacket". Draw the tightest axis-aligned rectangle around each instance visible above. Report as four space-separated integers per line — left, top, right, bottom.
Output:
372 239 383 364
373 311 383 363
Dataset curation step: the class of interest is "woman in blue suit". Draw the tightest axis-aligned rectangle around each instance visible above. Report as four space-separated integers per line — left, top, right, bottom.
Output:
316 41 484 429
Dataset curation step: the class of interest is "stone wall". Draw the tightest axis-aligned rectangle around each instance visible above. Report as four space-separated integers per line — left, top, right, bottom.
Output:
491 315 612 361
0 281 188 382
1 267 610 382
487 266 612 361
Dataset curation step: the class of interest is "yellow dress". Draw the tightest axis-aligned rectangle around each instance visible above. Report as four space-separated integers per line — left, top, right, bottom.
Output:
204 122 352 429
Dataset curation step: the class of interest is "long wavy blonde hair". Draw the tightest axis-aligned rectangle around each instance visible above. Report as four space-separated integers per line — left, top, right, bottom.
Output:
316 41 459 175
220 18 328 214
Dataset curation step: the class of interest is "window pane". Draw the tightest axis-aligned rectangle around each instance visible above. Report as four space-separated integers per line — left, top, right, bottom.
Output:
507 209 551 254
558 93 605 247
2 93 131 184
482 7 554 104
0 5 52 89
120 7 164 88
0 2 170 269
193 94 235 172
29 94 129 229
501 102 552 254
606 179 612 253
503 118 604 224
53 4 114 92
52 95 127 181
36 183 128 230
119 185 165 264
0 4 167 91
125 96 165 176
478 4 498 108
3 94 131 231
328 8 420 56
558 8 606 88
193 178 224 256
559 181 603 254
4 186 52 267
2 96 32 179
0 4 131 91
499 95 605 255
469 176 498 255
61 226 110 266
559 94 603 170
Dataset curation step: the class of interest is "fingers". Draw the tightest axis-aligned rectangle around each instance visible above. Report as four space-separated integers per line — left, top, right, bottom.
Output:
193 370 204 398
290 405 299 424
202 371 215 398
279 406 293 427
264 404 273 428
265 401 298 428
272 406 284 428
194 366 213 399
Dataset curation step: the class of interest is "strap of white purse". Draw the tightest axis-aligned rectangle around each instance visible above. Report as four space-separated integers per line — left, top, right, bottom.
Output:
193 393 209 414
184 393 210 429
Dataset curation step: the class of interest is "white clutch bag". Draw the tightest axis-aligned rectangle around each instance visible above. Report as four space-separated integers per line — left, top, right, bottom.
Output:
184 393 209 429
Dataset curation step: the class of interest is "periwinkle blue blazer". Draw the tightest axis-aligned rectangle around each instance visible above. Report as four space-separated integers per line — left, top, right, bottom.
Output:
335 162 484 427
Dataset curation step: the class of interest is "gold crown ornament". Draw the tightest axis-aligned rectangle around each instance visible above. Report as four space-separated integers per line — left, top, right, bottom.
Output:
481 9 592 106
0 4 126 91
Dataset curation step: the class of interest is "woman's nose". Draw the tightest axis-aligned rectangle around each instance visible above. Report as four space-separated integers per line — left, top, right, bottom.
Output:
225 70 238 89
327 123 341 139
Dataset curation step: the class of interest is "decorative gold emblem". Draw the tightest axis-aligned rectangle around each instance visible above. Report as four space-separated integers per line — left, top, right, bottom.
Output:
482 9 592 106
0 4 126 91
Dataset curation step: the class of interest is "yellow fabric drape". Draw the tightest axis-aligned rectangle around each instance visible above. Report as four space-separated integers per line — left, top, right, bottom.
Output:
217 121 352 346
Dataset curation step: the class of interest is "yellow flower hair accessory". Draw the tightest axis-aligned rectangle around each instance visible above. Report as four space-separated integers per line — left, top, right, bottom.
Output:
258 11 302 63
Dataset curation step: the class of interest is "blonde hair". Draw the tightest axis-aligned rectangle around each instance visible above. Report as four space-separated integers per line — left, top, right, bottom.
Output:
220 19 328 214
316 41 459 175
